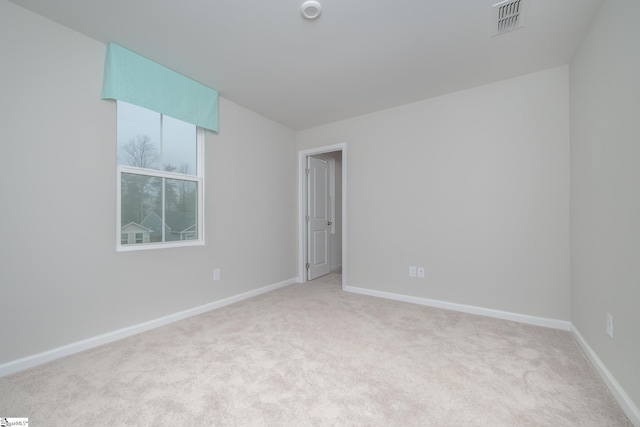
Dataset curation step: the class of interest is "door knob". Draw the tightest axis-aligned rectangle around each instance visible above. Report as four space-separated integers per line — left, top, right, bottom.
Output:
328 221 333 226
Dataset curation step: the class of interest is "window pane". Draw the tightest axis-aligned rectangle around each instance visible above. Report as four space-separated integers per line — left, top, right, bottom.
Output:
165 178 198 241
117 101 197 175
121 173 162 244
162 115 197 176
117 102 161 169
121 173 197 245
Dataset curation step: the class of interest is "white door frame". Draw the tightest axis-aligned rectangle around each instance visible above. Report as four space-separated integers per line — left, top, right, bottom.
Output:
298 143 347 289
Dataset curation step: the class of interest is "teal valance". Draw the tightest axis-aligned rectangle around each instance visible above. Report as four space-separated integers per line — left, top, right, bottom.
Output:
102 42 218 133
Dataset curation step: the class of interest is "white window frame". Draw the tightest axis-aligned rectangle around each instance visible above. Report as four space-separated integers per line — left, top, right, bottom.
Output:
116 127 205 252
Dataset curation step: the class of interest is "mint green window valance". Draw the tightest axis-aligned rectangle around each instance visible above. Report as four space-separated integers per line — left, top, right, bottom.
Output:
102 42 218 133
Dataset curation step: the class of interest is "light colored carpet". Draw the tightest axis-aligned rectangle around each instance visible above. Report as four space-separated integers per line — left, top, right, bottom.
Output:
0 272 632 426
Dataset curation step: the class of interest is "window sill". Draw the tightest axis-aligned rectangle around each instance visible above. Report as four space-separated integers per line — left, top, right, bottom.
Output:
116 239 204 252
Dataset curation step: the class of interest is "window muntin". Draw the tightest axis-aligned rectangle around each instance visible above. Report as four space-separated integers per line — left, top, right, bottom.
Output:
116 101 204 251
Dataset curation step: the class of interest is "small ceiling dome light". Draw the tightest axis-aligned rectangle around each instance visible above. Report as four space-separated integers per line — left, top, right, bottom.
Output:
301 0 322 20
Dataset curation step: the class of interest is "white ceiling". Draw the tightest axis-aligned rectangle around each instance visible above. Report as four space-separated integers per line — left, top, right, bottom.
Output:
10 0 603 130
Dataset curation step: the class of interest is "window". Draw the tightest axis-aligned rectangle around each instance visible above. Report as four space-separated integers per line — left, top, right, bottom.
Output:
116 101 204 250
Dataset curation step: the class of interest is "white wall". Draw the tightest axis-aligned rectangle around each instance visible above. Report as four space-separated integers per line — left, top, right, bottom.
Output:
297 67 571 320
570 0 640 410
0 0 297 364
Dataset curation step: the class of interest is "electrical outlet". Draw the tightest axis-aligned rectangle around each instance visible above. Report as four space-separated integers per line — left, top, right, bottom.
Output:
417 267 425 278
409 266 417 277
606 313 613 338
213 268 221 281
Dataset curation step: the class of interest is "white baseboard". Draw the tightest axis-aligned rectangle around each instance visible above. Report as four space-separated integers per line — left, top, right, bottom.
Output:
571 326 640 426
0 277 297 377
331 264 343 272
344 285 571 331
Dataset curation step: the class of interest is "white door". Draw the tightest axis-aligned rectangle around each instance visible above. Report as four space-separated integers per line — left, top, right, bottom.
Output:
307 156 331 280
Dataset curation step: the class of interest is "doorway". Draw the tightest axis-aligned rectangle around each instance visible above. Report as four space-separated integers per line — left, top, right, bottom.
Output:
298 143 346 288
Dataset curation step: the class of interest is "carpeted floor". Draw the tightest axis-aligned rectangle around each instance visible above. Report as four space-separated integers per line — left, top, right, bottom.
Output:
0 272 632 426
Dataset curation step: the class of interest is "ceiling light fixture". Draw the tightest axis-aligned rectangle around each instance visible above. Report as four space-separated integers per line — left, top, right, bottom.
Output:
301 1 322 20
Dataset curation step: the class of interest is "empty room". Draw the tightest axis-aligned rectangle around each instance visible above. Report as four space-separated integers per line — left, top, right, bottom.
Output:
1 0 638 425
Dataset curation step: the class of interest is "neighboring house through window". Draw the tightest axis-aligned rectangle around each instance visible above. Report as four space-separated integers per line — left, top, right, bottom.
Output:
121 222 152 245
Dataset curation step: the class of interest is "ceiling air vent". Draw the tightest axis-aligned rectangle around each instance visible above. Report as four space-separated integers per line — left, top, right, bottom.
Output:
493 0 527 35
